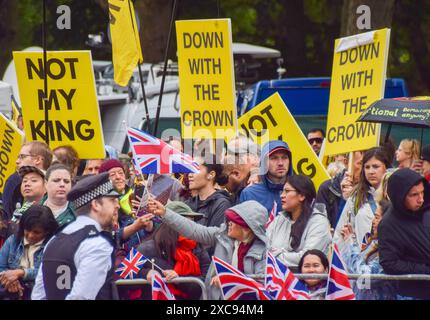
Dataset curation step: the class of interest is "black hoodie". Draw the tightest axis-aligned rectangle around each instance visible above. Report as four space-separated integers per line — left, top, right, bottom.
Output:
378 168 430 299
185 190 232 228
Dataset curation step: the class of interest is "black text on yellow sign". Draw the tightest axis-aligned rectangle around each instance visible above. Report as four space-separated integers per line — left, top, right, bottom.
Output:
176 19 237 140
13 51 105 159
0 114 24 192
324 29 390 156
239 93 330 190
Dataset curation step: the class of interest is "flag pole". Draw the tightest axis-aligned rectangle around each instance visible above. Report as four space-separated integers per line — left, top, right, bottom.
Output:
127 0 151 133
42 0 49 144
150 258 164 273
152 0 178 137
136 173 154 214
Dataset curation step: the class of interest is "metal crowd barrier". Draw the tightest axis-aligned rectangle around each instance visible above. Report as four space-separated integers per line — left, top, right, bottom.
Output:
114 273 430 300
250 273 430 281
114 276 208 300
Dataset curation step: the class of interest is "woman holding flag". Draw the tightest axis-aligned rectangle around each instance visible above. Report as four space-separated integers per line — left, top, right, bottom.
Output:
147 199 268 300
138 202 210 300
334 147 392 251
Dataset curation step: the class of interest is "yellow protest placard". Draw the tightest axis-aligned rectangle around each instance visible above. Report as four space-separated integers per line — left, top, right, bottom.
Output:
11 95 22 126
108 0 143 86
324 28 391 156
13 51 105 159
238 93 330 190
176 19 237 140
0 113 24 192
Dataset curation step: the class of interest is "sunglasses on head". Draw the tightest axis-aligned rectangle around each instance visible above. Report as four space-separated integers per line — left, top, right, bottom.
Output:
308 138 323 144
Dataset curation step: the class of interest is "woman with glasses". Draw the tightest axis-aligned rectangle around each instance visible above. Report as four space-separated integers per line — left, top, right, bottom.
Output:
267 175 331 271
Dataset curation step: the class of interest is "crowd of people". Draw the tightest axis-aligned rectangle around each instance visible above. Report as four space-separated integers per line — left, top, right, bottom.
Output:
0 129 429 300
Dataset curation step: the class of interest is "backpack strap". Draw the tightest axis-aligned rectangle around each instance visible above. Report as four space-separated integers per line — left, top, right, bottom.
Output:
367 193 377 215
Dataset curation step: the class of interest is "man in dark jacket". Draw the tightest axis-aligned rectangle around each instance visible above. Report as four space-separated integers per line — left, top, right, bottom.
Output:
378 168 430 299
239 140 293 213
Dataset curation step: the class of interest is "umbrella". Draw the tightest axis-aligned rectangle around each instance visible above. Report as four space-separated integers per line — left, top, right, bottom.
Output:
357 96 430 148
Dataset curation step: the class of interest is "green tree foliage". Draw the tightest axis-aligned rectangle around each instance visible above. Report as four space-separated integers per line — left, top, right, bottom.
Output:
1 0 429 96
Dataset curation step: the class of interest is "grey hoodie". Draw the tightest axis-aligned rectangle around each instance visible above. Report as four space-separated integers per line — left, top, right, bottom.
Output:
160 200 268 300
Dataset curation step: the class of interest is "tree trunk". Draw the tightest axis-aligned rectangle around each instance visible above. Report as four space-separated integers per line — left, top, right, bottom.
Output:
135 0 173 63
341 0 396 36
96 0 174 63
394 1 430 93
0 0 18 77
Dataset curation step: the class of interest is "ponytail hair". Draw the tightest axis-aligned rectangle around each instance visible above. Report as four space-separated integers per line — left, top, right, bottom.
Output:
286 175 316 251
202 154 228 186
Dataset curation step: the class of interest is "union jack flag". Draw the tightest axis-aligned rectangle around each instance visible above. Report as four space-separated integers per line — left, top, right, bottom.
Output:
152 272 176 300
213 256 272 300
127 127 200 174
115 247 148 279
265 251 288 300
285 271 311 300
325 243 355 300
265 201 279 229
265 252 310 300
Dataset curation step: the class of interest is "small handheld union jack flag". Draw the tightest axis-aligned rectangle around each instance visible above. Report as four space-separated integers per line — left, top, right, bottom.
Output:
152 272 176 300
325 243 355 300
115 247 148 279
265 201 279 229
213 256 272 300
127 127 200 174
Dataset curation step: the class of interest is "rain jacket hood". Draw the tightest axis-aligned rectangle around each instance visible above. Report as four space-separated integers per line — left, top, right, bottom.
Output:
226 200 268 243
259 140 294 177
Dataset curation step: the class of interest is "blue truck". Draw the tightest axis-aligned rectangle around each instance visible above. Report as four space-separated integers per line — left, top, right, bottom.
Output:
238 77 417 144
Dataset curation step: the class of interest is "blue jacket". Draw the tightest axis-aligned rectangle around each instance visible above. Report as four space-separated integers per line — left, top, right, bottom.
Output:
0 234 45 282
239 140 293 213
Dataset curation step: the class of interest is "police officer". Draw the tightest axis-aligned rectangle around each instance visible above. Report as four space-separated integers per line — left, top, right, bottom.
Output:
31 173 120 300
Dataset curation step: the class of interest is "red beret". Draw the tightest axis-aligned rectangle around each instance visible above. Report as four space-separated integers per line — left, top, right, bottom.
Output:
224 209 249 229
99 159 124 174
